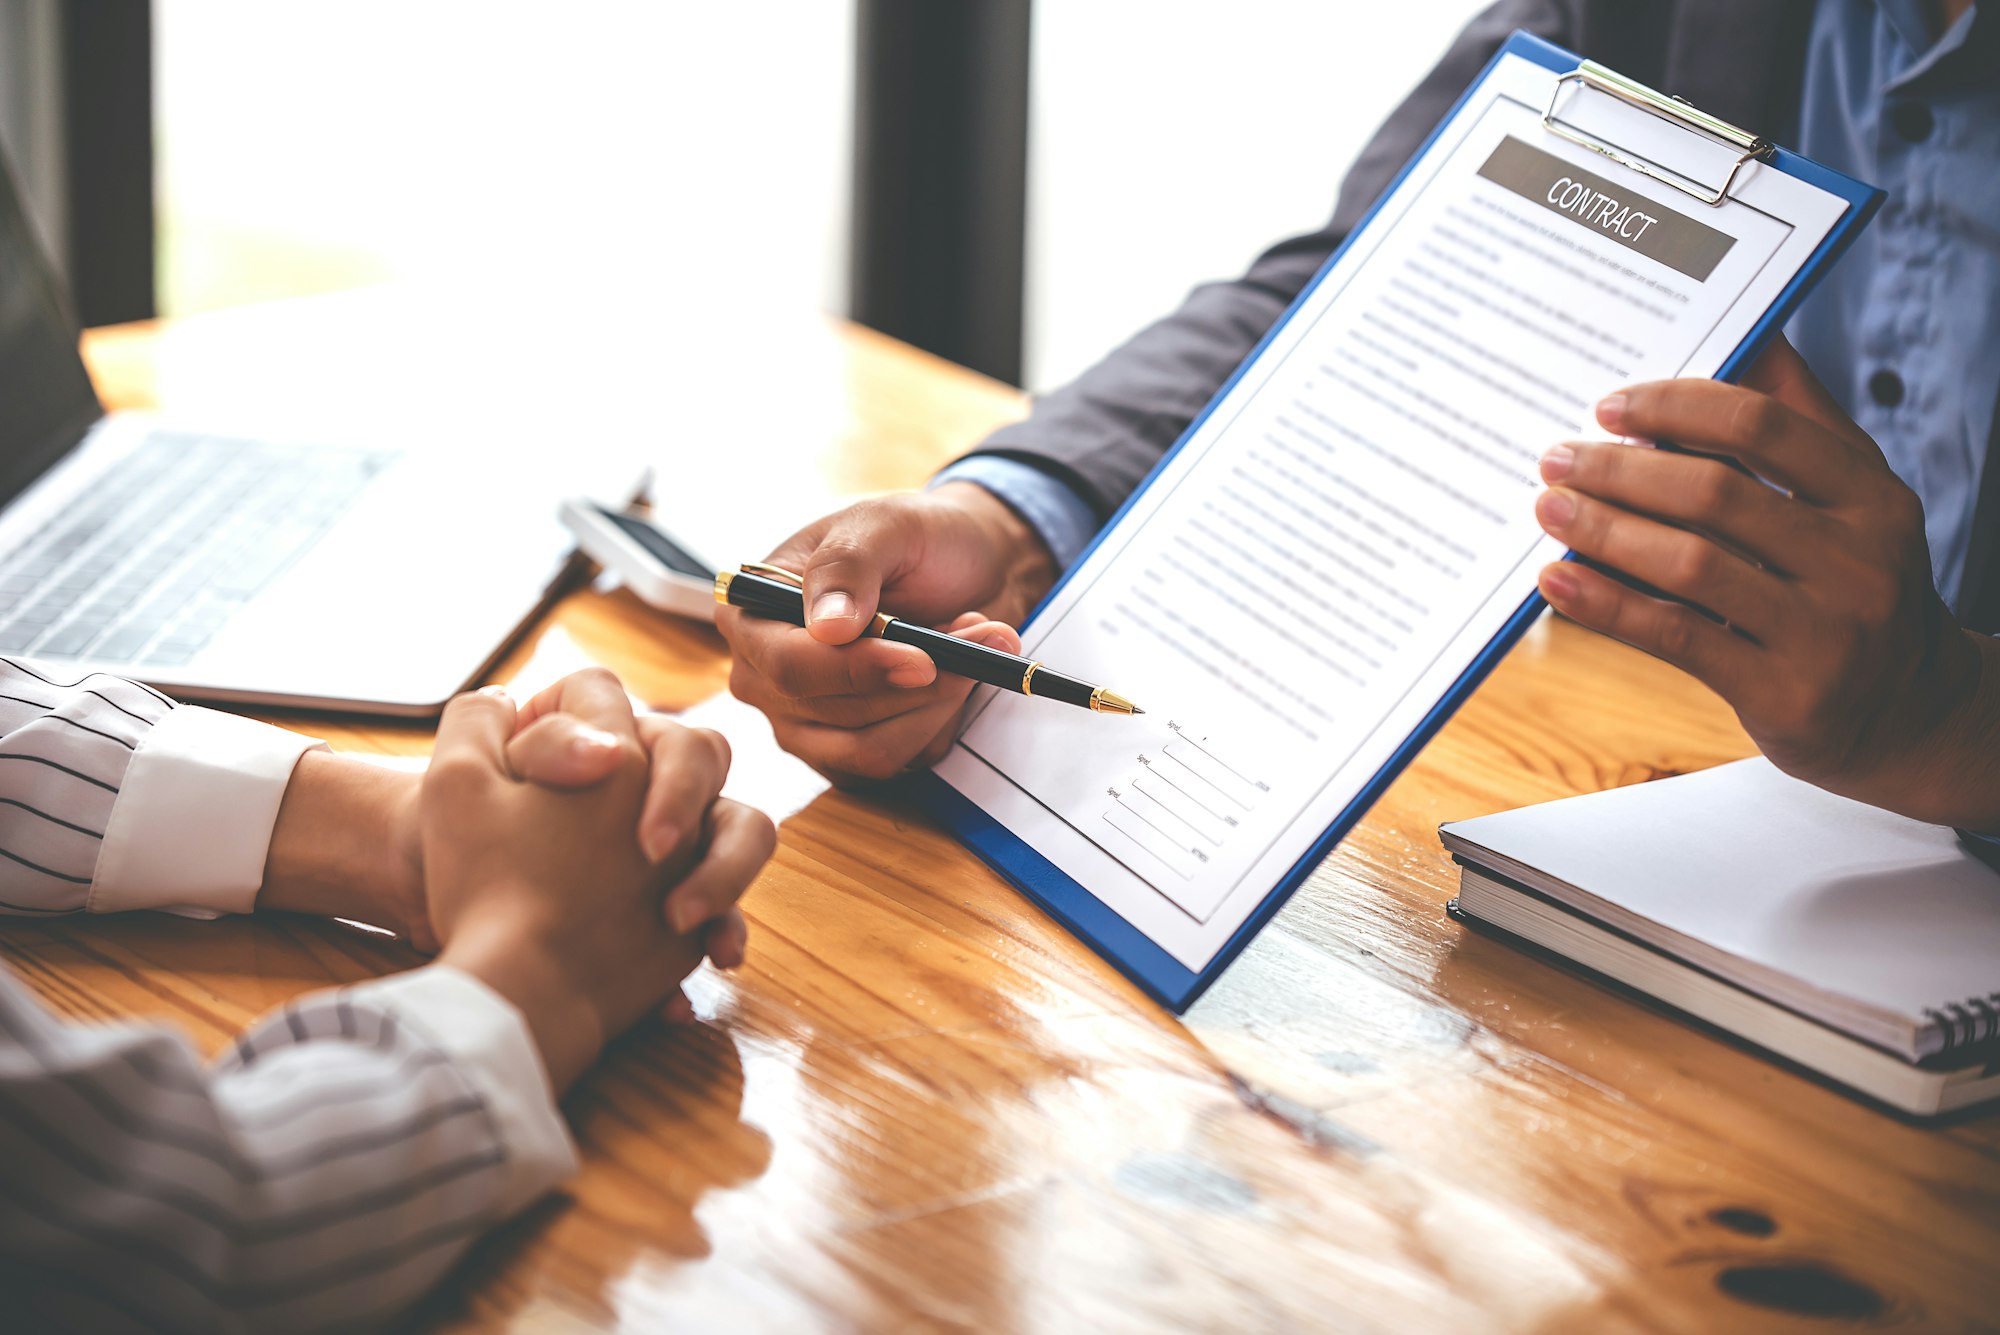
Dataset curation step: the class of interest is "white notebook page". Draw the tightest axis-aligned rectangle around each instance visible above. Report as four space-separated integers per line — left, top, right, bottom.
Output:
936 51 1855 973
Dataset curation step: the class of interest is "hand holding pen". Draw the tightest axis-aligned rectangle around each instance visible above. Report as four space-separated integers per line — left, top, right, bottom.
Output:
711 485 1133 784
718 565 1143 714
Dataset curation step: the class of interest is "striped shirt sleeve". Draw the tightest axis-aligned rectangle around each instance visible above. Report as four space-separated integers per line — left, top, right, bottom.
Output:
0 657 321 919
0 657 581 1327
0 963 578 1334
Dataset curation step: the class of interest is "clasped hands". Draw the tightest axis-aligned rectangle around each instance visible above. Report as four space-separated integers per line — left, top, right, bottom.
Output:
263 667 776 1092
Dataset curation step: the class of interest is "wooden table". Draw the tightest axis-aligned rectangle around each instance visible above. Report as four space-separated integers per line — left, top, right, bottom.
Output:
7 300 1995 1332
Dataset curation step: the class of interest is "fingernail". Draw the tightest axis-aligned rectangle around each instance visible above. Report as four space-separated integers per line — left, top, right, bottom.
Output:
810 591 854 624
978 627 1018 651
667 896 702 934
887 659 934 689
570 725 621 756
1596 393 1628 430
1541 566 1580 601
642 824 679 864
478 684 511 699
1537 490 1576 529
1541 443 1575 481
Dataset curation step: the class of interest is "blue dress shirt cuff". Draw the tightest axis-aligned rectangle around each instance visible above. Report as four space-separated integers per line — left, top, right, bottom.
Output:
930 456 1100 571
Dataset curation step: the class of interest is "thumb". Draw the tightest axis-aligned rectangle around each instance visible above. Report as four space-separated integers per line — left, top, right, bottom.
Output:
505 713 626 788
1745 335 1873 451
799 502 915 645
433 685 517 774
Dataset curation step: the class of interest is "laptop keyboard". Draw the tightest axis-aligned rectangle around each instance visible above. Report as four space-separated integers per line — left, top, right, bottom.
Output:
0 431 394 668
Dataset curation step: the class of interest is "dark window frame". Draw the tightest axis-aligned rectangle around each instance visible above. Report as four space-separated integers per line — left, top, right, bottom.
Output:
60 0 155 327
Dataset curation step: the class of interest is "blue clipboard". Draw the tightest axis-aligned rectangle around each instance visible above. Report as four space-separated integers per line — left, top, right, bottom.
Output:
920 30 1885 1014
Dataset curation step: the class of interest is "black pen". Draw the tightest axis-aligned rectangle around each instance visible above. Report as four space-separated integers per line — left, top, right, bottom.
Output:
714 563 1145 716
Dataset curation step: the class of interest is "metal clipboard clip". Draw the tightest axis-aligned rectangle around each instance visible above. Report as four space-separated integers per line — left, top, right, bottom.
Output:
1542 61 1771 206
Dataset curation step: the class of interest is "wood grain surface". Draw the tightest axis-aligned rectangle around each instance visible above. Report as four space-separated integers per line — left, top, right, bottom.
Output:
4 297 1993 1333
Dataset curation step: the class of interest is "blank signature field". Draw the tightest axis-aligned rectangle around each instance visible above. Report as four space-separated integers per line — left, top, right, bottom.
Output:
1132 774 1227 845
1102 809 1196 880
1162 738 1262 810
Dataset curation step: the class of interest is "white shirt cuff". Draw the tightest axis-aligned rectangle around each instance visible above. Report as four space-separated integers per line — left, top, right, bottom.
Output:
345 964 581 1214
90 705 325 918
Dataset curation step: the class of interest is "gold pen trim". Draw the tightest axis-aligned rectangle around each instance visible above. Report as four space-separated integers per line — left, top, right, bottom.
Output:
741 561 804 587
729 562 1141 713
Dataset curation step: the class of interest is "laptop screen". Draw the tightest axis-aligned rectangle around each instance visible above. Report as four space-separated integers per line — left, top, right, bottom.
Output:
0 147 104 508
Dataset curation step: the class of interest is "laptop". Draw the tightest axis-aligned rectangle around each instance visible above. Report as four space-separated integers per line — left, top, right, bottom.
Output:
0 151 626 716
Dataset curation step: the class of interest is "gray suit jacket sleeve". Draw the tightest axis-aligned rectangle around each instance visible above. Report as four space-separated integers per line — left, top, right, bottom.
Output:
963 0 1577 520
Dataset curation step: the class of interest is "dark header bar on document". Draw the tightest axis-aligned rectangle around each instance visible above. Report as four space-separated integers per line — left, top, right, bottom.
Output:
1475 135 1736 282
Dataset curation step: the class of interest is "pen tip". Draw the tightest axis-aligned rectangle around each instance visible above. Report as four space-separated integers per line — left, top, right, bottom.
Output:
1133 706 1146 714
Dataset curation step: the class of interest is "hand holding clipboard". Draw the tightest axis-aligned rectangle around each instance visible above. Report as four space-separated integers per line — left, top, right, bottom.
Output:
926 32 1883 1009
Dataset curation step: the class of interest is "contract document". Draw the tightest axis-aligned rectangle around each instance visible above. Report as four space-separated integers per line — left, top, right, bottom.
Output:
930 33 1882 1010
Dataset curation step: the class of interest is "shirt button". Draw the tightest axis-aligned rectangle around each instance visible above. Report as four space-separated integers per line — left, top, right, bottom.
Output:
1889 101 1934 142
1869 368 1906 407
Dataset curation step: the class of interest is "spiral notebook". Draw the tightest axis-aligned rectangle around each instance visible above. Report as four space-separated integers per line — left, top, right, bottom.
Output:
1440 759 2000 1110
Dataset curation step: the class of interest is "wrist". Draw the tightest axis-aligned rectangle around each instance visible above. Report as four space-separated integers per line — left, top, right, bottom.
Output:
440 912 604 1095
1854 627 2000 828
1923 630 2000 827
932 480 1059 620
259 752 429 942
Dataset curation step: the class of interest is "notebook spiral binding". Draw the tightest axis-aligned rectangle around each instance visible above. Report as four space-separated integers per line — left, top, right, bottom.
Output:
1924 993 2000 1054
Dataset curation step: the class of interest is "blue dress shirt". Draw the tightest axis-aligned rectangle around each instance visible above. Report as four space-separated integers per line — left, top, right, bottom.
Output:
1789 0 1998 612
943 0 2000 610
